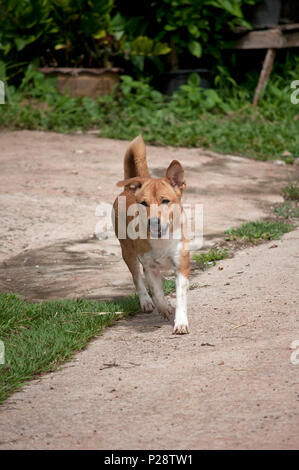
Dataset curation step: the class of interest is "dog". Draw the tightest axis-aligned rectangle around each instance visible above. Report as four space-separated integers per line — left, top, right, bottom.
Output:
113 135 190 334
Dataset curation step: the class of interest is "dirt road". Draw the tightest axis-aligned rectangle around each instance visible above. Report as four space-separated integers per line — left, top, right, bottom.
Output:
0 230 298 449
0 131 298 449
0 130 297 301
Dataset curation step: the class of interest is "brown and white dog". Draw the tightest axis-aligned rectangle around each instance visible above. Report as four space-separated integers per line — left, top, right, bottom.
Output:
113 135 190 334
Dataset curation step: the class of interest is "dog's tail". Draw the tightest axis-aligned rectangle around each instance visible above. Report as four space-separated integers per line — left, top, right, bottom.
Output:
124 135 150 179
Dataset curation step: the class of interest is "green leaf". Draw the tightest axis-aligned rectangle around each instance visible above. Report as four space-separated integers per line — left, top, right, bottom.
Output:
0 61 6 81
188 25 200 38
14 34 40 51
130 36 153 55
153 42 171 56
188 41 202 58
3 43 11 55
54 44 66 50
188 72 200 87
164 24 177 31
14 38 30 51
204 89 221 110
93 30 107 40
130 54 145 72
207 0 243 18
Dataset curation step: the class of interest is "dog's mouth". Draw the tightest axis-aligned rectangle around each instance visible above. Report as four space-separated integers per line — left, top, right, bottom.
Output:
149 223 169 239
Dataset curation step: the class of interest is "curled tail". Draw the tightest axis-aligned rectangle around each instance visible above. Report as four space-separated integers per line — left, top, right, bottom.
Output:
124 135 151 179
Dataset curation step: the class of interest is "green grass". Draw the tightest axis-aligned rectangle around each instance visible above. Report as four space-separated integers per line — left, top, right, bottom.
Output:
0 280 177 404
163 279 199 292
193 248 228 266
282 181 299 201
273 201 299 219
162 279 176 295
0 292 142 404
225 220 294 242
1 63 299 160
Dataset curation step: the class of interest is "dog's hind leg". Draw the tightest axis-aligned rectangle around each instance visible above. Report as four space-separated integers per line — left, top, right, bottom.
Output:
120 241 155 313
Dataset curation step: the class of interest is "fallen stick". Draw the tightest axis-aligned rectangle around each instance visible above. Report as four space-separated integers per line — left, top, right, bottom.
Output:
80 311 124 316
230 318 257 330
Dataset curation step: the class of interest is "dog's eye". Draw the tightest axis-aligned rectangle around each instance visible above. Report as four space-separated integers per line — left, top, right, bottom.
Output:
161 199 170 204
140 201 148 207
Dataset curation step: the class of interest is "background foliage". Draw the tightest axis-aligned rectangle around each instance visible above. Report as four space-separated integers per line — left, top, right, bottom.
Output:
0 0 261 81
113 0 260 72
0 0 298 162
1 56 298 161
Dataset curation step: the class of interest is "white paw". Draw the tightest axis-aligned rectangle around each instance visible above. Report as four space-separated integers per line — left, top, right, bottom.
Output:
158 303 175 320
173 322 189 335
140 294 155 313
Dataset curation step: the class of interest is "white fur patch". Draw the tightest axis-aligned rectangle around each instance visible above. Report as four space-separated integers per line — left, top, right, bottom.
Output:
173 272 189 333
139 238 181 270
138 240 189 332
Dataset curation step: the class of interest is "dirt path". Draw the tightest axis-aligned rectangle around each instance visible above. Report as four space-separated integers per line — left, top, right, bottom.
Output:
0 229 298 449
0 130 297 301
0 131 299 449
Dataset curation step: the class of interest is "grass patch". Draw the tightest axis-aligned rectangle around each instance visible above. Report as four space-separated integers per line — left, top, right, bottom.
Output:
163 279 199 292
225 220 293 243
193 248 228 267
162 279 176 295
0 292 141 404
273 201 299 219
282 181 299 201
0 280 177 403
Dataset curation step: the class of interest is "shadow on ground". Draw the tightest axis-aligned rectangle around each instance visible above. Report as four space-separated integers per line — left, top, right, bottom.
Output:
0 237 134 302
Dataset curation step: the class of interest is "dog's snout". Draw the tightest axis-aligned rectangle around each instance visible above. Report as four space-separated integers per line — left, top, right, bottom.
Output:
148 217 161 230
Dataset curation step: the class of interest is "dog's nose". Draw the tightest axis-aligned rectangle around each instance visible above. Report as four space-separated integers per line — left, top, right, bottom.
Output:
148 217 161 231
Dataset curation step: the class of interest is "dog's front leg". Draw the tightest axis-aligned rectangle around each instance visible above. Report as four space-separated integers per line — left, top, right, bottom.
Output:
173 272 189 334
173 245 190 334
144 266 175 319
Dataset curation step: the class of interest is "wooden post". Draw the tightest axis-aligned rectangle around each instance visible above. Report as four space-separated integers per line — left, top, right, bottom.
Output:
253 48 276 106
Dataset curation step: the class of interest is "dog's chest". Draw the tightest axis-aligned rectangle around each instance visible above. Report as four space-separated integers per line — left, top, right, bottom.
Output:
138 239 181 271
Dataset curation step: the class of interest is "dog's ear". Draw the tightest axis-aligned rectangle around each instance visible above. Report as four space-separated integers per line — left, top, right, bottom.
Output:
117 176 147 192
166 160 186 192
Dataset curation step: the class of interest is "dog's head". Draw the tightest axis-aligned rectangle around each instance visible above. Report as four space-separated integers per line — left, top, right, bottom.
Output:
117 160 186 239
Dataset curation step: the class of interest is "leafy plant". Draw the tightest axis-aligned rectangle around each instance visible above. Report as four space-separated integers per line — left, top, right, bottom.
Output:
0 0 115 77
113 0 261 70
282 181 299 201
273 202 299 220
0 1 174 81
170 72 226 113
1 59 298 161
193 248 228 266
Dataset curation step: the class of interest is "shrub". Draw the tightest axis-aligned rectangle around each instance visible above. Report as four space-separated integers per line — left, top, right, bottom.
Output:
0 0 262 82
113 0 261 70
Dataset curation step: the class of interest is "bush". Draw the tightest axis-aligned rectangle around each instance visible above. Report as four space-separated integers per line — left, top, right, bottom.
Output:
0 0 114 75
113 0 261 71
0 0 261 82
